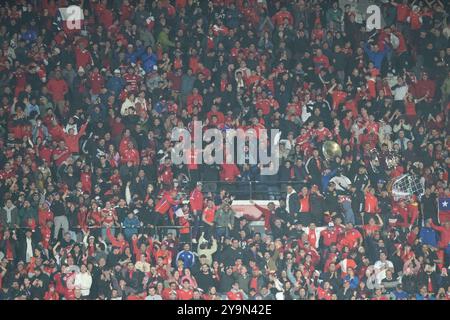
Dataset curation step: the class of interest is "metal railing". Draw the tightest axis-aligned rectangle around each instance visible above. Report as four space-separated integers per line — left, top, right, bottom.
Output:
192 180 306 200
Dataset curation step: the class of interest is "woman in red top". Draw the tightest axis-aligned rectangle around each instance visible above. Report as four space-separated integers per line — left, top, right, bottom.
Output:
44 284 60 300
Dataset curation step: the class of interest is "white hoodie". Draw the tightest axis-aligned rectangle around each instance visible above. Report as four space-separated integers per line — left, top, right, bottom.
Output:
74 271 93 296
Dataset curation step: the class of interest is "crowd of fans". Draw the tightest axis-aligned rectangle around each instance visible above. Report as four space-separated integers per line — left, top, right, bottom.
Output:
0 0 449 300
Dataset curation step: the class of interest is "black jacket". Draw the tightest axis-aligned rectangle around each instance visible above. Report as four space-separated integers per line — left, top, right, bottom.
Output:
17 235 38 262
196 271 215 292
287 192 299 215
219 272 235 293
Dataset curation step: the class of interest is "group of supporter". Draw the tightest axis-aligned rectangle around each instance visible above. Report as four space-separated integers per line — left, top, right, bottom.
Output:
0 0 449 300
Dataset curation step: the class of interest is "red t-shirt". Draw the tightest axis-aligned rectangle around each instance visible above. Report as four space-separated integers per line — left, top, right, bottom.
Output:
75 48 93 69
227 290 244 300
47 79 68 101
177 289 193 300
89 72 104 94
53 147 71 166
397 4 410 22
203 207 216 224
405 101 416 116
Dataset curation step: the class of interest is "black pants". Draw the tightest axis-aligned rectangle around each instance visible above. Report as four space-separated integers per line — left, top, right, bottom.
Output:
297 213 312 226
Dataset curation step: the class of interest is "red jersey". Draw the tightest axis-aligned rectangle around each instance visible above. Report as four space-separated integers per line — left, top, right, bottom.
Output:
155 193 179 215
315 127 332 143
47 79 68 101
299 195 310 213
320 229 338 246
203 206 216 224
220 164 240 182
75 48 93 69
89 72 105 94
121 148 140 165
177 289 193 300
364 192 379 214
53 147 71 166
81 172 91 193
271 11 294 26
189 188 204 212
397 4 410 22
123 73 141 93
313 55 330 73
227 290 244 300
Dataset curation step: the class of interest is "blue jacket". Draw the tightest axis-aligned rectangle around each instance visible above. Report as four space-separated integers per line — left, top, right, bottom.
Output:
343 275 359 290
419 227 438 247
125 46 145 65
21 30 37 43
364 42 391 70
393 290 408 300
176 250 196 269
106 76 126 95
141 52 157 73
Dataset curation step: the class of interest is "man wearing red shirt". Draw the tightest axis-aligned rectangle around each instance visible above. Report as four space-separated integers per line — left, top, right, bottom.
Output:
158 159 174 186
186 88 203 112
330 84 348 110
75 44 93 69
339 223 363 250
123 67 142 93
320 222 339 247
363 188 379 223
412 72 436 112
155 190 179 224
313 49 330 73
227 283 245 300
430 220 450 250
393 0 411 22
207 105 225 124
189 182 204 240
177 280 193 300
38 203 53 227
89 67 105 95
63 121 88 154
255 95 270 115
0 162 15 180
47 71 68 110
314 121 333 143
202 199 216 239
220 163 241 183
271 7 294 26
52 140 71 167
120 142 140 166
162 282 179 300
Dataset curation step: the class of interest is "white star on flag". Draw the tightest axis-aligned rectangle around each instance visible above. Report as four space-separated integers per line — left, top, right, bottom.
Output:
443 201 448 207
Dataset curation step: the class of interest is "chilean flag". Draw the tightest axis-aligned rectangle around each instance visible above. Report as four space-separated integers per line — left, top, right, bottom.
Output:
438 197 450 223
55 6 84 34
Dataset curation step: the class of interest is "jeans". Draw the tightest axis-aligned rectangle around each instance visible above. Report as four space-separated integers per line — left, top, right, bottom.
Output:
216 226 229 239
